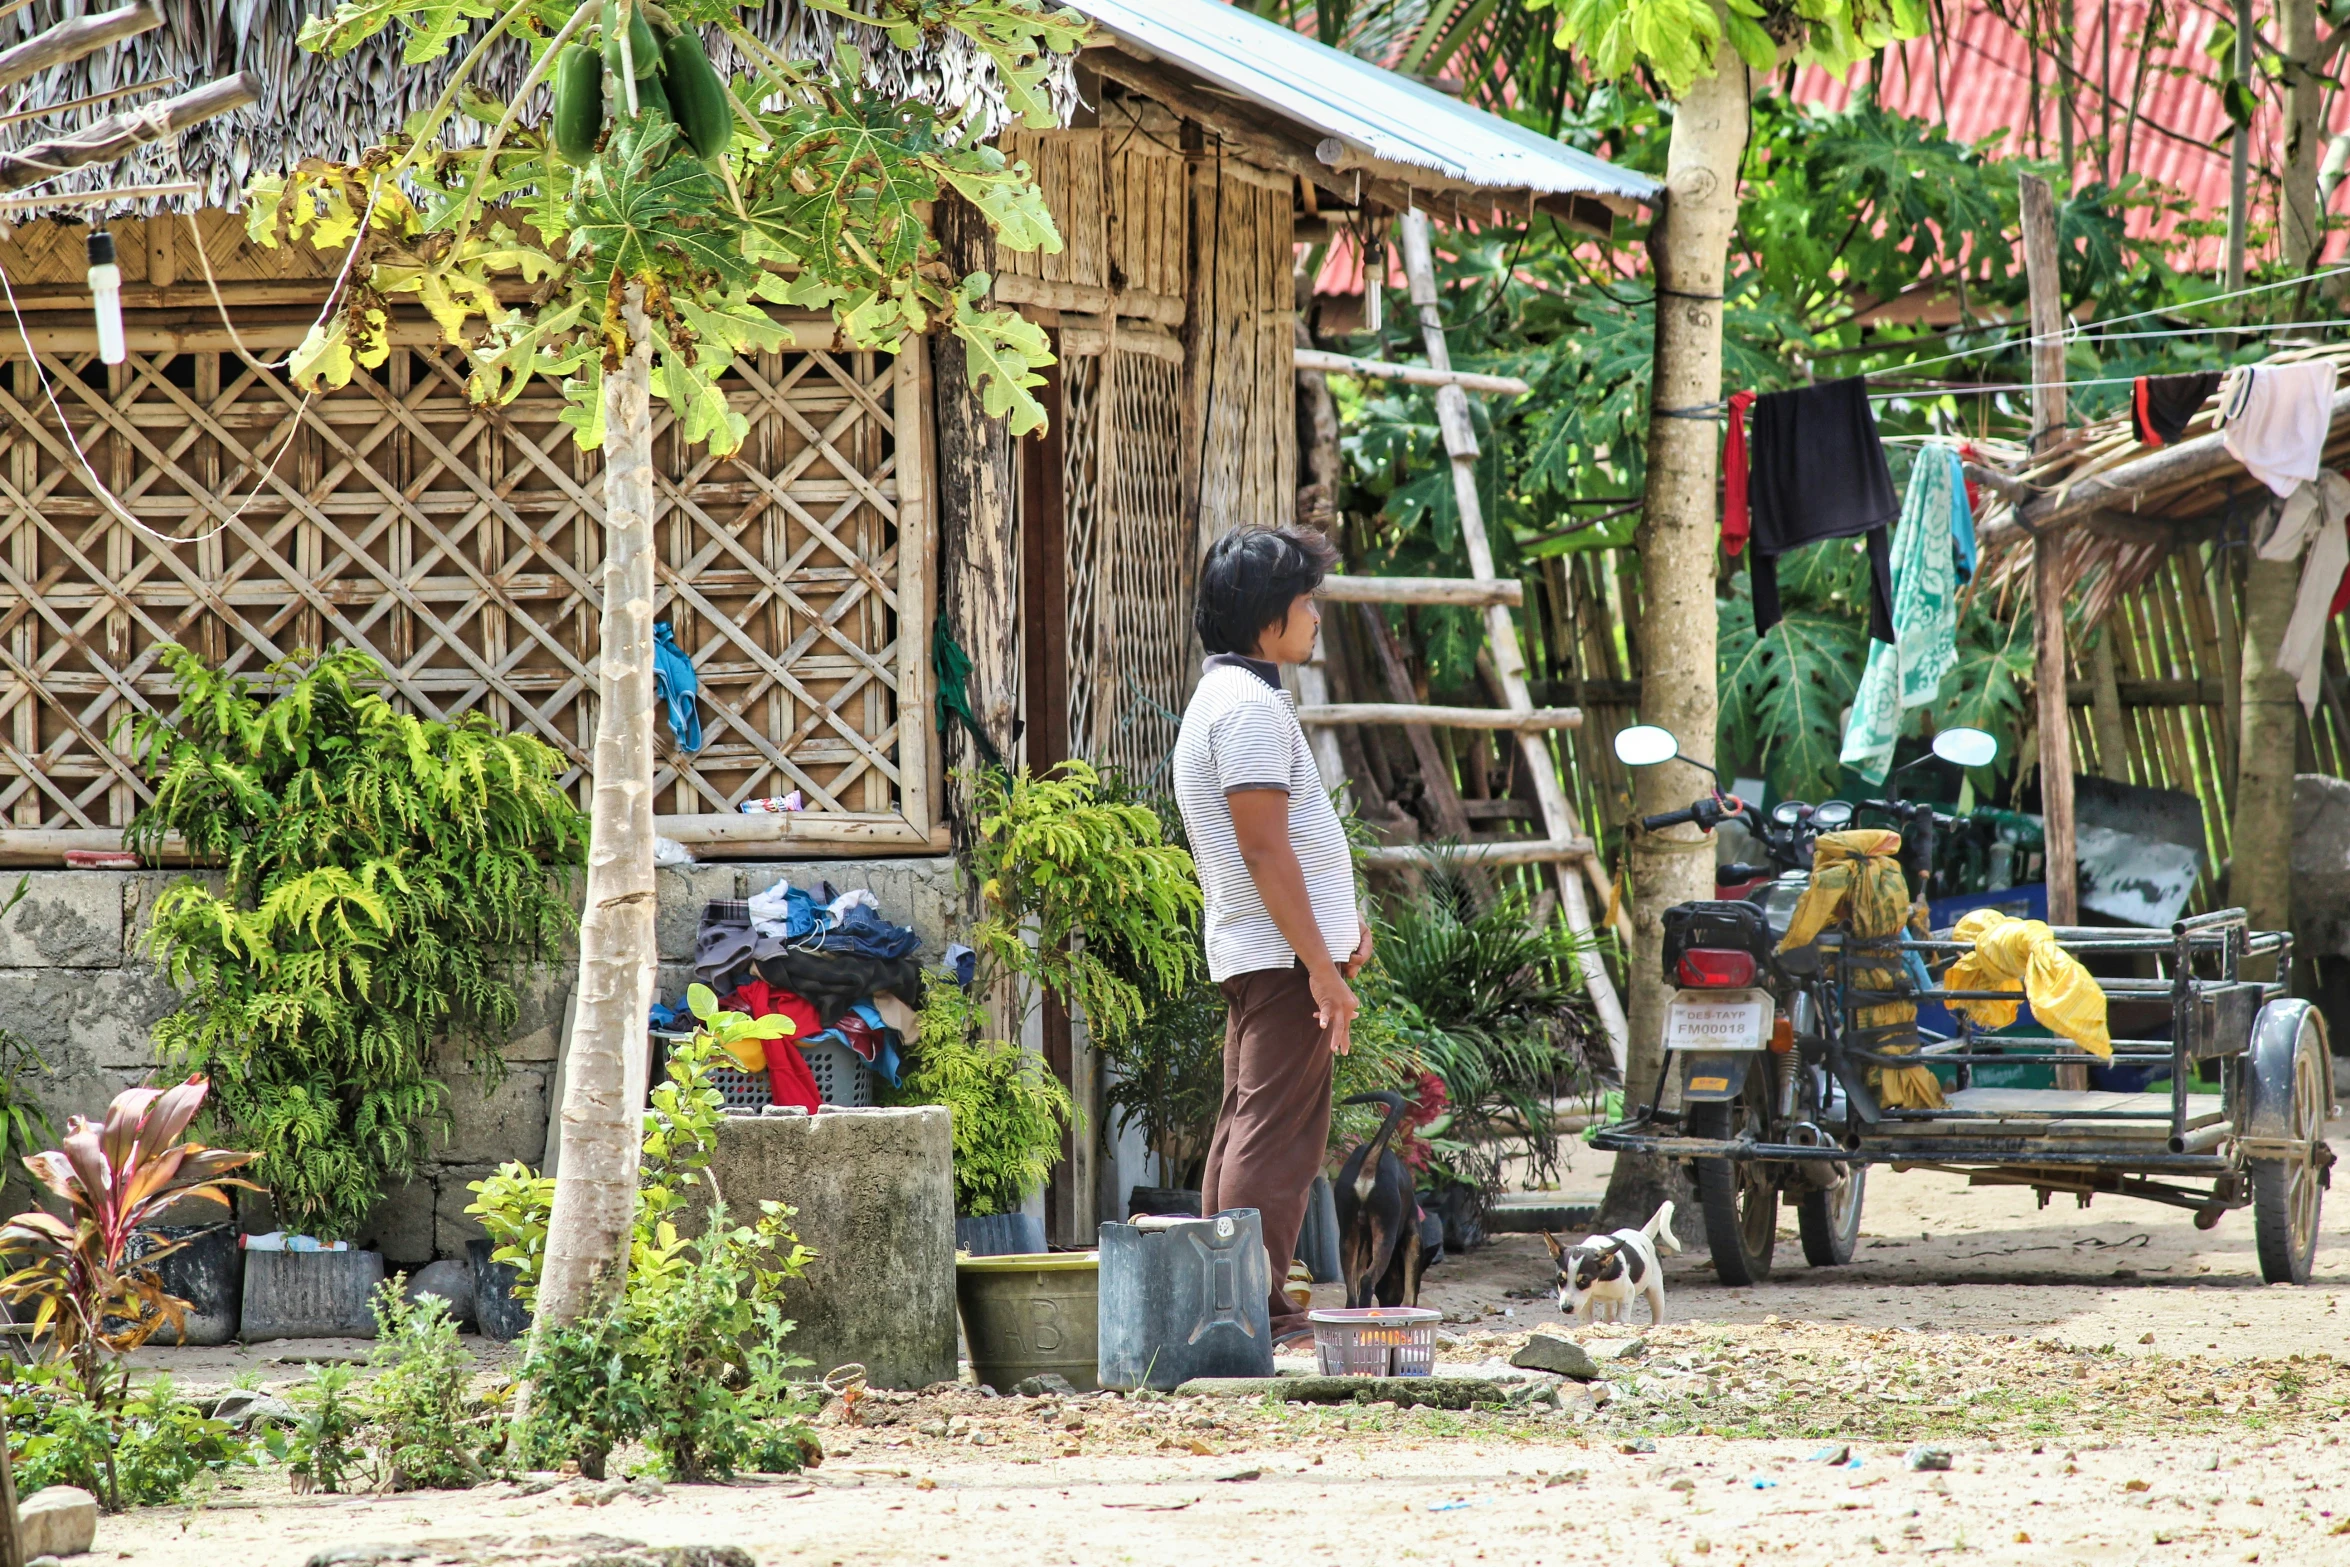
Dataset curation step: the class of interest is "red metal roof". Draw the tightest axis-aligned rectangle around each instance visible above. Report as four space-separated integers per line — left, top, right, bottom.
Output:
1793 1 2346 267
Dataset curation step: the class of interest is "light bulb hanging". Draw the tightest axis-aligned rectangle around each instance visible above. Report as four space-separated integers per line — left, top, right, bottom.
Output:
86 227 123 365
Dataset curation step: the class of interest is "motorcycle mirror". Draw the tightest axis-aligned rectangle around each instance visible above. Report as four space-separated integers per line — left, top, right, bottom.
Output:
1931 727 1998 769
1613 725 1681 767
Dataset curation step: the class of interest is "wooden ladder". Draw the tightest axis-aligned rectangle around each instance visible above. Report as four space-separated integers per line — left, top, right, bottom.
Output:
1290 208 1628 1072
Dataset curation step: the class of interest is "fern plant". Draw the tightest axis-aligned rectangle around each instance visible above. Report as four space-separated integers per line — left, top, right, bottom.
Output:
130 646 587 1241
963 761 1203 1043
889 978 1072 1218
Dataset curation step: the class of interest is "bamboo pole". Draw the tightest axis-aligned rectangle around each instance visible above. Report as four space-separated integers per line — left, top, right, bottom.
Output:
2021 174 2079 930
1318 573 1523 606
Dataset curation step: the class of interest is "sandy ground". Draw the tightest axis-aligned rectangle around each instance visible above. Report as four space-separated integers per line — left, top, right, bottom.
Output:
87 1117 2350 1566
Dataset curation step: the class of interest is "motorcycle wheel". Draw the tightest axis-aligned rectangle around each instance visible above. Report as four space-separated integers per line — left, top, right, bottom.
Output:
1687 1095 1777 1286
1797 1165 1866 1266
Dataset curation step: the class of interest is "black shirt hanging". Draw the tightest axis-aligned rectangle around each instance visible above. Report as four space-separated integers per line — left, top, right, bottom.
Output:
1745 376 1897 642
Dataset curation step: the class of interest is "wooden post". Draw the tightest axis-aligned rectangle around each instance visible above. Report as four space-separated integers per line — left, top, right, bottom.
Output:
1021 335 1091 1248
2020 174 2078 929
1397 208 1627 1069
0 1406 21 1567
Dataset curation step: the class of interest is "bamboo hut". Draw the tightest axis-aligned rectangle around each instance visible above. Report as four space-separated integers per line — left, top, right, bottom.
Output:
0 0 1653 866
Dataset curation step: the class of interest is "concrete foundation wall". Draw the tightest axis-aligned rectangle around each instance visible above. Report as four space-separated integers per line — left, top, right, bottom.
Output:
0 857 965 1268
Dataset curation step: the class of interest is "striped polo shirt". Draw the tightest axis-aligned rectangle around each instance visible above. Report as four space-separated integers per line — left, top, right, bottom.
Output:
1172 656 1359 982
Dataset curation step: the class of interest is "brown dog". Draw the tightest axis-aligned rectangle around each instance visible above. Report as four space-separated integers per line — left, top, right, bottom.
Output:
1333 1091 1424 1307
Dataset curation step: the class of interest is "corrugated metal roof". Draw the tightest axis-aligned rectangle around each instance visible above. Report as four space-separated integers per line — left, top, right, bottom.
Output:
1069 0 1659 203
1792 0 2350 269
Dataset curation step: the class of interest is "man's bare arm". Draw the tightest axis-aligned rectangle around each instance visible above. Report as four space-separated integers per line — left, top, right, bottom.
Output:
1227 787 1357 1054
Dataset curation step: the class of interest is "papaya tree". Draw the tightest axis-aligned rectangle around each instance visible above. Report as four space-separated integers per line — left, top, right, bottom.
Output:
270 0 1085 1325
1522 0 1924 1230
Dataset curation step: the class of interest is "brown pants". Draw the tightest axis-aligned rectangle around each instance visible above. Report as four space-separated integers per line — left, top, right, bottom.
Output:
1201 962 1334 1341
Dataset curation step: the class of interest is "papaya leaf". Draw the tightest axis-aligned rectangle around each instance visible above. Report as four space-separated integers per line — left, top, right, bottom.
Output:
1718 593 1868 803
953 295 1053 436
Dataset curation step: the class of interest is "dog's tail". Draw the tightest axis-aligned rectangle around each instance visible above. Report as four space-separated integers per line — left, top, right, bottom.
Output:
1644 1199 1682 1256
1339 1090 1410 1201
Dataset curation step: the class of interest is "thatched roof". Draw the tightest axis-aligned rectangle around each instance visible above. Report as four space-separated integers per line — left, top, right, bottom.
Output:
0 0 1075 213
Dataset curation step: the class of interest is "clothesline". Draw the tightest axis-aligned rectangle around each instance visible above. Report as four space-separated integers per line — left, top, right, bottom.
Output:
1842 264 2350 379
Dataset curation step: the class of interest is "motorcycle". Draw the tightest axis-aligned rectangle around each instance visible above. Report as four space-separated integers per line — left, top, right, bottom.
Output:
1605 723 1996 1284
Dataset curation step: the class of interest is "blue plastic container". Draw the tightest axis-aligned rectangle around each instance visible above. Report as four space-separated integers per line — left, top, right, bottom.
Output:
1097 1209 1274 1391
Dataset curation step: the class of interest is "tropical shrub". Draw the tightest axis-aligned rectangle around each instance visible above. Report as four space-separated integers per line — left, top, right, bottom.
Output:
963 762 1203 1043
131 646 586 1240
2 1367 245 1511
0 1078 257 1405
367 1283 481 1490
472 1030 820 1480
267 1363 367 1494
890 977 1073 1217
1366 873 1601 1196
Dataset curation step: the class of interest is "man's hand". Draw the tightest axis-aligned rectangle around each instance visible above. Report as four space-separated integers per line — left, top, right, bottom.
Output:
1309 962 1358 1056
1342 919 1373 979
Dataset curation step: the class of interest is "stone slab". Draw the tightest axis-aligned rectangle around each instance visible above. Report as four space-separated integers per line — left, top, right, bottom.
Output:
432 1163 503 1257
1173 1374 1510 1408
435 1059 551 1166
687 1107 955 1390
0 964 183 1074
0 873 122 967
656 865 744 963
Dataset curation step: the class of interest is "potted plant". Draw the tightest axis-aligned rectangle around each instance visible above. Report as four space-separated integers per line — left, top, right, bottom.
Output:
129 648 584 1335
0 1077 257 1492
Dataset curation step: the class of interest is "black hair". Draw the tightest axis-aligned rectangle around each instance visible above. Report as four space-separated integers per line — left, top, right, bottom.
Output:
1193 527 1340 656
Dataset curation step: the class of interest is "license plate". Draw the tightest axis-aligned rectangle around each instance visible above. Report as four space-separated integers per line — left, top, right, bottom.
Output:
1665 988 1774 1052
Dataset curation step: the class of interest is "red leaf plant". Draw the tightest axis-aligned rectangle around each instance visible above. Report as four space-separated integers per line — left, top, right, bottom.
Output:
0 1077 259 1402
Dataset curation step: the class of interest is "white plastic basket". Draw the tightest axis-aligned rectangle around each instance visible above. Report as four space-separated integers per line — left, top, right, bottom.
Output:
1309 1306 1441 1377
799 1039 873 1107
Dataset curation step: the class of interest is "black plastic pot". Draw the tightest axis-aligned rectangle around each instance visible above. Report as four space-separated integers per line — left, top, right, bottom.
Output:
239 1247 385 1340
1125 1186 1203 1219
466 1236 531 1342
128 1224 241 1346
955 1212 1046 1257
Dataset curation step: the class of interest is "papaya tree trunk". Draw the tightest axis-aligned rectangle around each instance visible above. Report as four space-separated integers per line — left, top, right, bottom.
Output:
2231 554 2300 969
537 284 660 1326
1601 59 1748 1231
2281 0 2324 273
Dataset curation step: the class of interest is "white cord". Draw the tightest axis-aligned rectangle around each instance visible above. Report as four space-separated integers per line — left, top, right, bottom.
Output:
1853 264 2350 378
0 256 314 547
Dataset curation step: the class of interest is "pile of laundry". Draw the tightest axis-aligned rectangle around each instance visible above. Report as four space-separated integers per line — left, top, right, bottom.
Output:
648 877 966 1114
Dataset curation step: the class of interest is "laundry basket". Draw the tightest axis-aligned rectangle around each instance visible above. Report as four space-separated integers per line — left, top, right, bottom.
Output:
1308 1306 1441 1378
704 1064 771 1111
798 1040 873 1108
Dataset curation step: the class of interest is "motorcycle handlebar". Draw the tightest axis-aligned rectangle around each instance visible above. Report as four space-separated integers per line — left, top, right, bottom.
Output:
1642 806 1701 832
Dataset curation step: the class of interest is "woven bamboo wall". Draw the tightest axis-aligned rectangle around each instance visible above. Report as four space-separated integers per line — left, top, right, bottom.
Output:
988 100 1292 788
0 216 932 838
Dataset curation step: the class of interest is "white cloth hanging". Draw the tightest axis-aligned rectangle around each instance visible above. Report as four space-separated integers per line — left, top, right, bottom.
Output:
2273 471 2350 715
2220 361 2339 497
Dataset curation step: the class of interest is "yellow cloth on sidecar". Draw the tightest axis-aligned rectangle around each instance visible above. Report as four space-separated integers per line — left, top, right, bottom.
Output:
1776 829 1943 1110
1938 908 2111 1058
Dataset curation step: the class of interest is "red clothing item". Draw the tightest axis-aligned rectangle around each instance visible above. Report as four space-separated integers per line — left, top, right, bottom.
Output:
768 1042 821 1114
1722 390 1757 556
2330 514 2350 619
719 979 820 1041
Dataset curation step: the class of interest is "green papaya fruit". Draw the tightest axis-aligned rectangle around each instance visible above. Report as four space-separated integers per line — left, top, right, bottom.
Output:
551 43 603 164
661 29 732 163
601 6 661 80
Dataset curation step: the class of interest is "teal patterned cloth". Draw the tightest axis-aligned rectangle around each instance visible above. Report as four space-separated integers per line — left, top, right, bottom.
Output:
1841 445 1964 784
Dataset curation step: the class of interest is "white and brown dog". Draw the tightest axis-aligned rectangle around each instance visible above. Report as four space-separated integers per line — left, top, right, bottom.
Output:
1542 1202 1681 1324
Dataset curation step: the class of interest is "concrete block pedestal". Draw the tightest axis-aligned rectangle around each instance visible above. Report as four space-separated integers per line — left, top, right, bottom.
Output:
692 1106 955 1390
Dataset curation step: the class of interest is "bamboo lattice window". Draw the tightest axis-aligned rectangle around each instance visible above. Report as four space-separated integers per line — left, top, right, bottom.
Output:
0 334 933 838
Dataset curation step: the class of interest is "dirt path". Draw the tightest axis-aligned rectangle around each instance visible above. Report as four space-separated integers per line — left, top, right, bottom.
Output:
90 1120 2350 1565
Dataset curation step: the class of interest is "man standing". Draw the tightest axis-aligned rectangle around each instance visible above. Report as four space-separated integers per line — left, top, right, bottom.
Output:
1172 526 1369 1345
